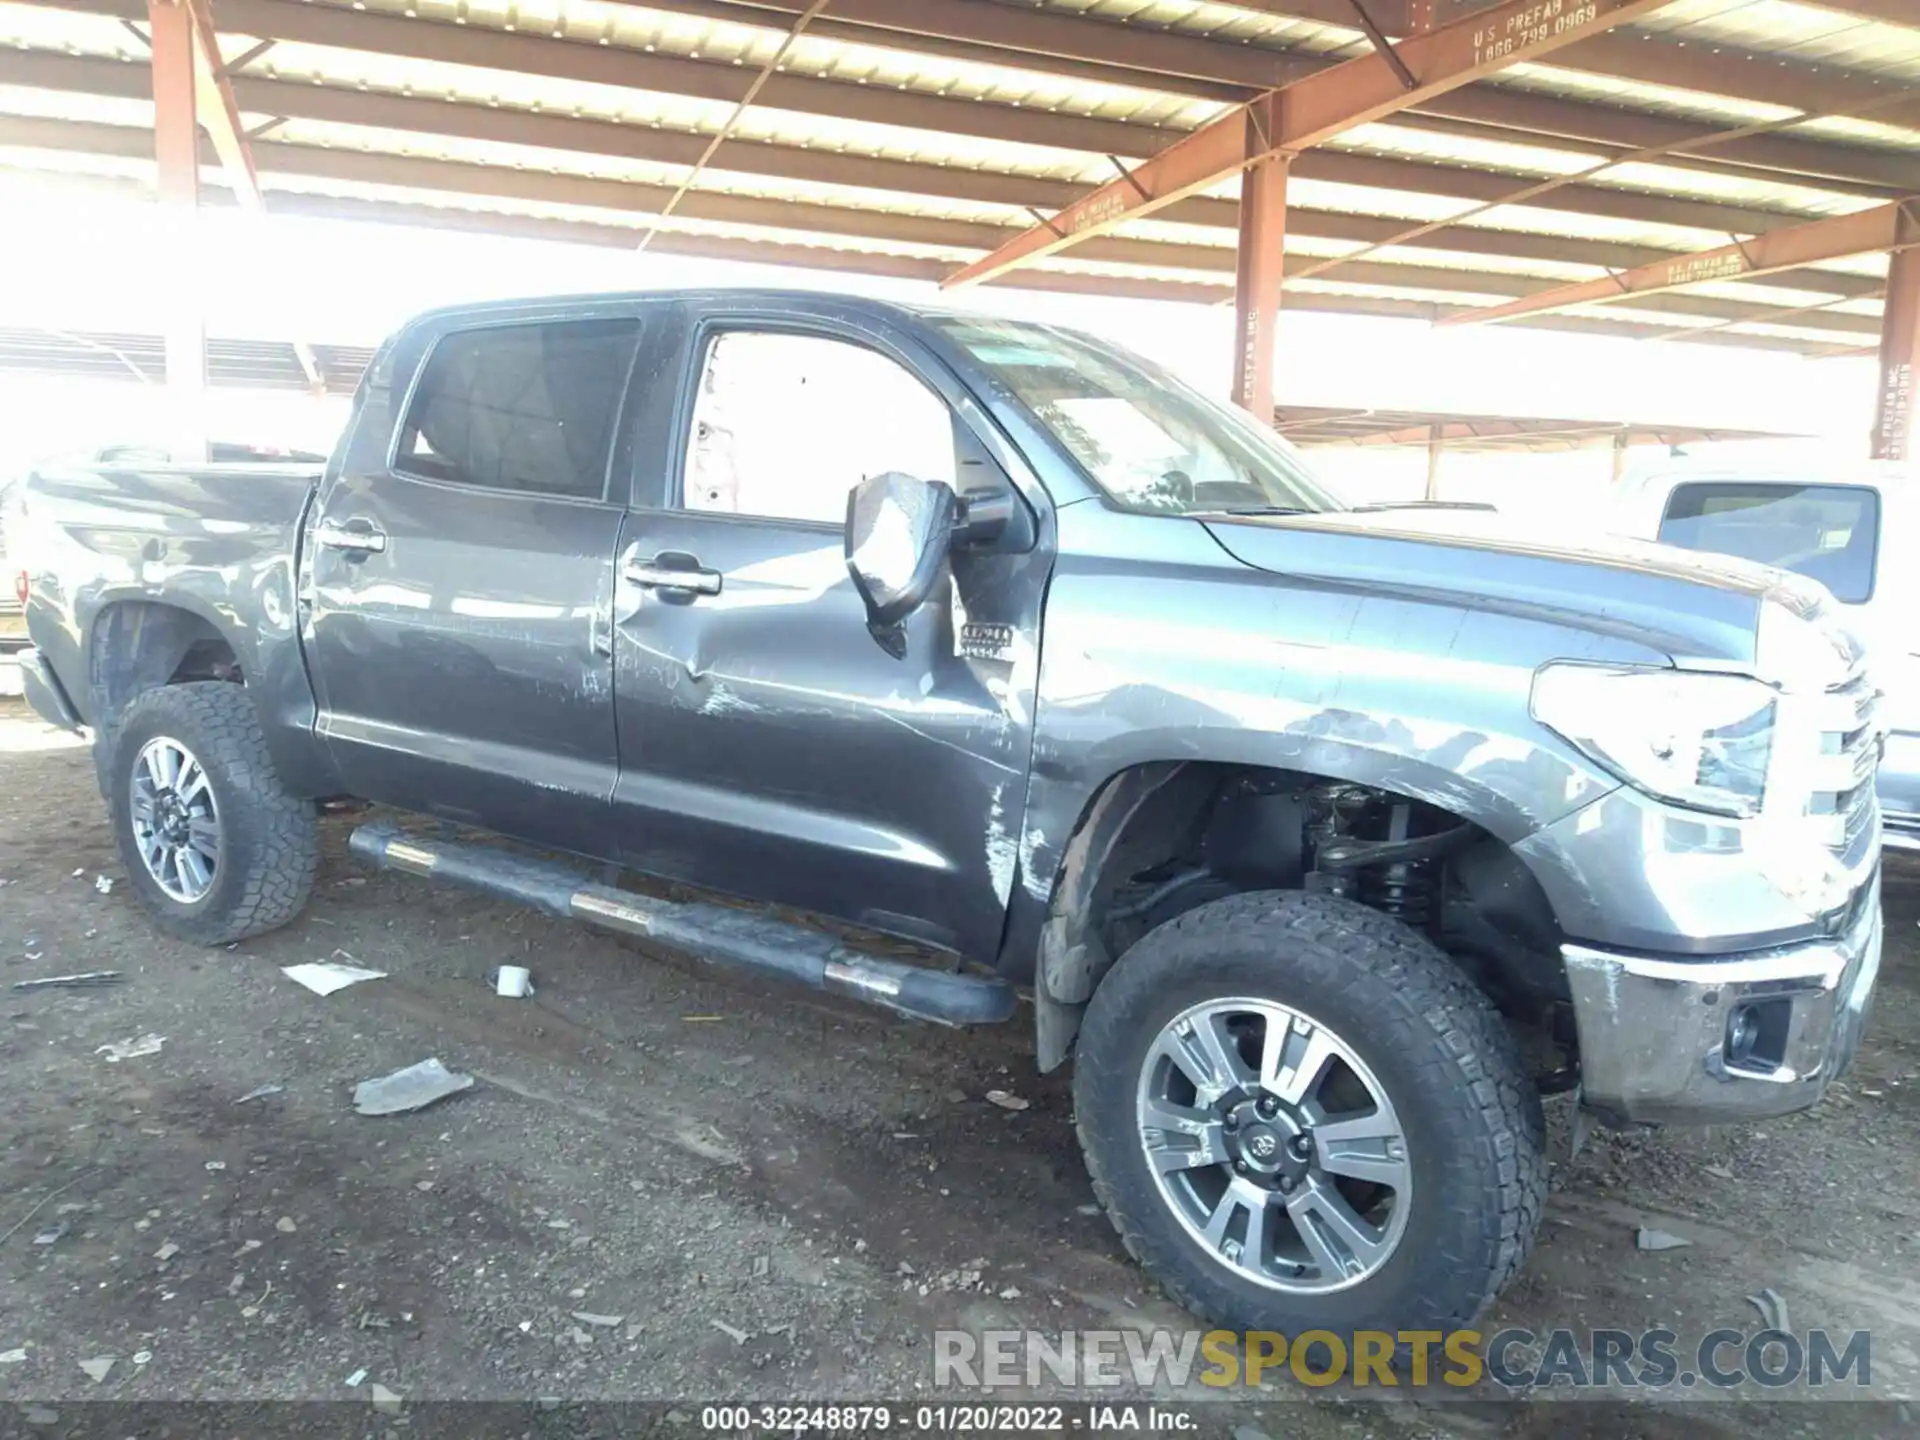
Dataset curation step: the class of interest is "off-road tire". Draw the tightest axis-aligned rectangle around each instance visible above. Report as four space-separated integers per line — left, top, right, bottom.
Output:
107 682 319 945
1074 890 1546 1337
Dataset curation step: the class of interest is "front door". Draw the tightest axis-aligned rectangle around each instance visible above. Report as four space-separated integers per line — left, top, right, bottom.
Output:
302 311 644 857
609 305 1049 961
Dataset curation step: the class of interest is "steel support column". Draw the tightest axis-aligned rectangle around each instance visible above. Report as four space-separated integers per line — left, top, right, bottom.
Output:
150 0 206 459
1425 424 1443 499
1232 145 1289 419
1874 242 1918 464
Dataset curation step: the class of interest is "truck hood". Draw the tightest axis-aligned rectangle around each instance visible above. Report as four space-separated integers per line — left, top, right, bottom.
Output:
1202 507 1813 665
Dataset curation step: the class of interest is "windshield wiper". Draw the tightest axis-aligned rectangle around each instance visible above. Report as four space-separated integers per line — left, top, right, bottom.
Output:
1348 500 1496 513
1206 505 1315 517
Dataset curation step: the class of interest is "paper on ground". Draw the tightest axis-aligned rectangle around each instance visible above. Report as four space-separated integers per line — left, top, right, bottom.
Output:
282 961 387 996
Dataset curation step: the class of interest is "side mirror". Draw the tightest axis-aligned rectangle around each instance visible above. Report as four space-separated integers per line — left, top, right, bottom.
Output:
845 472 956 646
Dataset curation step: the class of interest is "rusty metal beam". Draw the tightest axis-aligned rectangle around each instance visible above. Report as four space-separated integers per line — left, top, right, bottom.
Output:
1441 198 1920 326
1234 147 1290 417
23 0 1914 197
1875 241 1918 463
148 0 205 459
941 0 1676 289
7 112 1882 337
12 47 1854 247
167 0 322 390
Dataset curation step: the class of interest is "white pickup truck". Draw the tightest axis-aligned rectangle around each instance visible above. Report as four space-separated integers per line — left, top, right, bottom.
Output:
1612 463 1918 853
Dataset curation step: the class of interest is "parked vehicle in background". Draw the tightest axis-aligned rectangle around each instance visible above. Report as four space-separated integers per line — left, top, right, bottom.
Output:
1612 464 1918 854
0 474 27 695
11 291 1885 1339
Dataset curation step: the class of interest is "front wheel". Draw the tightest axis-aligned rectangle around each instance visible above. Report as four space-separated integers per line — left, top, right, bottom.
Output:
1073 891 1545 1336
108 683 319 945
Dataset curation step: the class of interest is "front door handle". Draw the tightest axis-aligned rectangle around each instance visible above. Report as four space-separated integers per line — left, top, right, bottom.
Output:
312 519 389 555
622 549 722 597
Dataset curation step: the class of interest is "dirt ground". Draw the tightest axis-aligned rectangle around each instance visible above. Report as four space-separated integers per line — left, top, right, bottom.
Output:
2 696 1918 1437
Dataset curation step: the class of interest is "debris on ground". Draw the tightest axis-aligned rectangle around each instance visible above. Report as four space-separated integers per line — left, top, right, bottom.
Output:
132 1351 152 1365
1748 1287 1791 1333
0 1348 26 1364
12 971 122 992
710 1319 751 1346
369 1383 403 1414
1635 1227 1692 1251
78 1356 114 1383
984 1089 1029 1111
353 1058 475 1116
31 1223 67 1247
93 874 113 894
235 1084 284 1104
344 1368 367 1388
275 1216 297 1234
153 1241 180 1261
491 965 534 998
95 1033 165 1063
204 1161 226 1172
683 1014 724 1022
282 960 387 996
1703 1163 1735 1180
571 1311 624 1328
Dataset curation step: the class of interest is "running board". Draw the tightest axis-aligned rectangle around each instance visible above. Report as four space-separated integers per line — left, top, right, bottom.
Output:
347 823 1017 1027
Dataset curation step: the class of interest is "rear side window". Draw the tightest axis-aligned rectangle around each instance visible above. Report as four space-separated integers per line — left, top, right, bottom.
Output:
1658 482 1879 603
395 318 640 500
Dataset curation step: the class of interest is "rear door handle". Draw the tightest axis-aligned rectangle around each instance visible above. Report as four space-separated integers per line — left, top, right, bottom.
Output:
622 548 722 597
312 519 389 555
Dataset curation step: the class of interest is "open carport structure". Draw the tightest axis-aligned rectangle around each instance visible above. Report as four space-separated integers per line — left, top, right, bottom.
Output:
0 0 1914 453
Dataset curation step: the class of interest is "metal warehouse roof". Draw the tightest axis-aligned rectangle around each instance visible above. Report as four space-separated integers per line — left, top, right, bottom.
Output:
0 0 1913 363
1272 401 1804 447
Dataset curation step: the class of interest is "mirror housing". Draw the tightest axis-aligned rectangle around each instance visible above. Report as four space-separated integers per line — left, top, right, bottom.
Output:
845 472 957 643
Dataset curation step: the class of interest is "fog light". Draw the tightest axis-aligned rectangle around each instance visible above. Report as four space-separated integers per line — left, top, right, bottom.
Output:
1726 1005 1760 1066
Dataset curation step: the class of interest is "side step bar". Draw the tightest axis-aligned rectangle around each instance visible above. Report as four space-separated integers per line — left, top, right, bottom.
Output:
348 822 1018 1027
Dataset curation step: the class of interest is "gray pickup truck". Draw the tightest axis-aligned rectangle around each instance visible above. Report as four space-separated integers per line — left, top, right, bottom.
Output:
9 290 1885 1339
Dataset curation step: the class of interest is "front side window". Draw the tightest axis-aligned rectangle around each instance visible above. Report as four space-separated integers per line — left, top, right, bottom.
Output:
1659 482 1879 603
395 318 640 500
930 316 1341 517
681 331 957 525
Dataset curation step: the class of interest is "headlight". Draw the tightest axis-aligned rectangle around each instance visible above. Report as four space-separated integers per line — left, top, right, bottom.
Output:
1531 664 1776 818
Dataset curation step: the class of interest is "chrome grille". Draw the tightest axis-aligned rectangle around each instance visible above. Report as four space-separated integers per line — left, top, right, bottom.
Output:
1807 668 1881 856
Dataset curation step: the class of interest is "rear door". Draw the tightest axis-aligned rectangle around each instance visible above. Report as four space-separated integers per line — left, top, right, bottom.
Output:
301 306 650 857
606 299 1050 960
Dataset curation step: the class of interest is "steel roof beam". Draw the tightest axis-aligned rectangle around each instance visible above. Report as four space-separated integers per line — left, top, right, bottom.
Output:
23 0 1910 197
941 0 1677 289
1442 197 1919 326
1 111 1879 336
3 61 1891 304
9 47 1846 245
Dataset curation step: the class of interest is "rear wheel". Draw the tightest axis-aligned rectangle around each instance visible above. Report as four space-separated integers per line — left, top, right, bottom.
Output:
108 683 318 945
1073 891 1545 1336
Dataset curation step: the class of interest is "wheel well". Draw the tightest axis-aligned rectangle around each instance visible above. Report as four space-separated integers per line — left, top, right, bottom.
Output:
1033 762 1571 1075
89 602 242 720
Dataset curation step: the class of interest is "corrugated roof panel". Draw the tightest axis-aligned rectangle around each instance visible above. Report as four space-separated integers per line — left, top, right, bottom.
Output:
0 81 149 128
1639 0 1920 77
1792 116 1920 148
1329 121 1600 177
1593 163 1890 215
370 0 1221 128
1496 61 1798 126
0 2 134 55
1044 0 1364 55
1282 176 1473 222
1289 276 1511 307
249 37 1124 182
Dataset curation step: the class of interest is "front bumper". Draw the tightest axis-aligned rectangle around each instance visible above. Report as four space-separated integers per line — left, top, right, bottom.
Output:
1564 869 1881 1127
18 646 83 730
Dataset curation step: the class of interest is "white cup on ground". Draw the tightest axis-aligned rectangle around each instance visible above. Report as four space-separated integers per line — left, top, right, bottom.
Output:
493 965 533 998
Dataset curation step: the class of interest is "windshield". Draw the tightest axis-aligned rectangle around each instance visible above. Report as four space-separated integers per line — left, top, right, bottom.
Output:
1658 481 1879 604
931 317 1342 517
